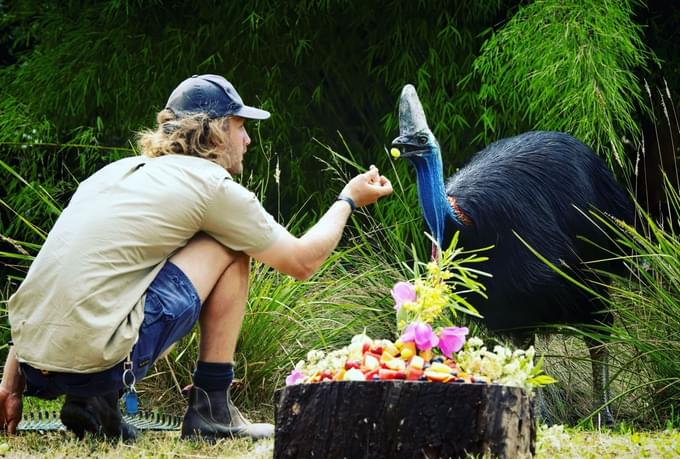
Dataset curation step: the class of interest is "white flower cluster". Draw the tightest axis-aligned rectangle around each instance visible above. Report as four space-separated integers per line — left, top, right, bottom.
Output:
456 337 540 392
294 347 348 374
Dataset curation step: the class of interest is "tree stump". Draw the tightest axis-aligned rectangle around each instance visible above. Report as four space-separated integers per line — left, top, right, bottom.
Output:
274 381 535 459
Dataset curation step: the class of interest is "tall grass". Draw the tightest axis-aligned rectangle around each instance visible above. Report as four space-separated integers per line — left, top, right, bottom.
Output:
587 82 678 428
596 179 679 426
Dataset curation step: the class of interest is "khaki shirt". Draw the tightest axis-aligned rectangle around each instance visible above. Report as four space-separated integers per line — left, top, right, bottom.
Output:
8 154 285 372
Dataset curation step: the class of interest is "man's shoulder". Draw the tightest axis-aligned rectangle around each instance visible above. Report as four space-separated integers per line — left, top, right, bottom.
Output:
81 155 148 184
154 154 231 175
100 154 228 175
101 154 148 170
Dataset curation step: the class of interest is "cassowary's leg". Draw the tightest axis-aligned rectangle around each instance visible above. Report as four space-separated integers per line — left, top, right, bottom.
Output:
511 332 535 351
584 336 614 426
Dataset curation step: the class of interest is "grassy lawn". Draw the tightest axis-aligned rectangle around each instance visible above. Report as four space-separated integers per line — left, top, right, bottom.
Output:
536 425 680 459
0 425 678 458
0 432 273 458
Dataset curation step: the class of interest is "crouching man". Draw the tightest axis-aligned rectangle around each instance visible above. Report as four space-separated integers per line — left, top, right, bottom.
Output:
0 74 392 441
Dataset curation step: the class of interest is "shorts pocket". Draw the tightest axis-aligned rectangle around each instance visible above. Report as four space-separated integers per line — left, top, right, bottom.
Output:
141 291 165 327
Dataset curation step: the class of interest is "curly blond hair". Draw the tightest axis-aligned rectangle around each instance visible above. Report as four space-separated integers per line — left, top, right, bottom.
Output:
136 109 235 170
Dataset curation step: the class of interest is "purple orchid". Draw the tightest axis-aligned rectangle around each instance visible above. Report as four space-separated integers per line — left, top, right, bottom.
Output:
400 321 439 351
438 326 469 358
391 281 416 311
285 369 306 386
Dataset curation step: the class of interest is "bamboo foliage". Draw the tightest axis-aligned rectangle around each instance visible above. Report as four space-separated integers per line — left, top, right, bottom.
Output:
472 0 652 175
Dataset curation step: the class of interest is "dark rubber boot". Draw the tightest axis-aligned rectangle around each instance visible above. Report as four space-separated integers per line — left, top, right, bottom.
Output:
60 391 138 442
181 386 274 441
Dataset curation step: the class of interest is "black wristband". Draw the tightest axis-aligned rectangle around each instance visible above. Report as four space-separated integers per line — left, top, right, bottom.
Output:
336 194 357 212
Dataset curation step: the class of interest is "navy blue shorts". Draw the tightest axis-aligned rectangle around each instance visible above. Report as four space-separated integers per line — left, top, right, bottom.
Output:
22 261 201 398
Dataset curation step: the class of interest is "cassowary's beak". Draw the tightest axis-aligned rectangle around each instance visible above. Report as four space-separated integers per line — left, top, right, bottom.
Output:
390 84 431 159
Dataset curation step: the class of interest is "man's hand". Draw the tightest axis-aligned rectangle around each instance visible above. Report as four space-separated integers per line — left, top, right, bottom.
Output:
1 347 25 435
0 386 22 435
340 165 393 208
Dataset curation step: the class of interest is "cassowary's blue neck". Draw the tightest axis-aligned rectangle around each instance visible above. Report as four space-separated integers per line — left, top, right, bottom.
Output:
410 148 463 249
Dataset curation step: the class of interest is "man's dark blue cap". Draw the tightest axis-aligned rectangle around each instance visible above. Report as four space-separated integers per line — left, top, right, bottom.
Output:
165 74 270 120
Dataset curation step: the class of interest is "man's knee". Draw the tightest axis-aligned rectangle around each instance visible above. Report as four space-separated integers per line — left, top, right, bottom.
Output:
169 233 249 301
229 251 250 274
218 250 250 295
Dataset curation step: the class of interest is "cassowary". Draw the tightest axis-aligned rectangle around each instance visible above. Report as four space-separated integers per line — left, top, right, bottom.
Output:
391 84 634 425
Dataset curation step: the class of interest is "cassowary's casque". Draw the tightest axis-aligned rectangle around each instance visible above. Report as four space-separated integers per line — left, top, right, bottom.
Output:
391 84 634 424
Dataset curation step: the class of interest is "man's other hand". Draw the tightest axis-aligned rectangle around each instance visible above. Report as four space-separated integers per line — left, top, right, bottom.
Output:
0 386 22 434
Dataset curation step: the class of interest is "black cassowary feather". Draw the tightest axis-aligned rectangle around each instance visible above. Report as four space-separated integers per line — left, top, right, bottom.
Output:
446 131 633 331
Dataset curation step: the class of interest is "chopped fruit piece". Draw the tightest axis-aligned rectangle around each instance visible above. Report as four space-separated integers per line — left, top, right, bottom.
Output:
343 368 366 381
423 369 452 383
400 342 416 360
364 368 379 381
385 358 406 371
371 345 384 355
363 354 380 371
380 351 396 364
406 367 423 381
409 355 425 370
419 349 433 362
344 360 361 370
379 369 406 380
428 362 453 374
384 342 399 356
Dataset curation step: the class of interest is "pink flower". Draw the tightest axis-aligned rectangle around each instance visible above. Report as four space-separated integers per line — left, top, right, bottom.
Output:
391 281 416 311
400 322 439 351
438 326 469 358
285 369 306 386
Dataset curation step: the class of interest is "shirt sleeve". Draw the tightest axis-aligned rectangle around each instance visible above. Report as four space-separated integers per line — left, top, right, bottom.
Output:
202 177 286 252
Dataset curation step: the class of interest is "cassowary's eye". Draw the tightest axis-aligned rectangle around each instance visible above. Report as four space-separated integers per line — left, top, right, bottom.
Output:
417 135 428 145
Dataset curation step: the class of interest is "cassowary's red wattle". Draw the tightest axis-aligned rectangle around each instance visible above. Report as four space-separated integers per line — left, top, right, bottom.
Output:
391 84 634 425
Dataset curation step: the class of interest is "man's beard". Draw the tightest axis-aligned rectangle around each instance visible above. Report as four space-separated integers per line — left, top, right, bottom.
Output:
220 140 242 174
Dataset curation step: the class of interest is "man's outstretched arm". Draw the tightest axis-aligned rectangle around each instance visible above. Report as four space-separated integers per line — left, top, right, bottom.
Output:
250 165 393 280
0 346 25 434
